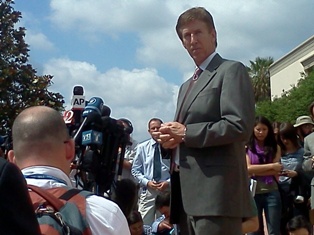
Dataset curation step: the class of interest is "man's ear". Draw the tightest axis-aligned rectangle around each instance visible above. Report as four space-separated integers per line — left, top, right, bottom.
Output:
7 150 16 163
65 139 75 162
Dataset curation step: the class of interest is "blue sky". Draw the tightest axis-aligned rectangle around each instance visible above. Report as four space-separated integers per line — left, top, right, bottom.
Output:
13 0 314 141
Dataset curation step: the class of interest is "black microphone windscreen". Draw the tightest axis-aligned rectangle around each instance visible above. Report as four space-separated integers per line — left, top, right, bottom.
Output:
101 105 111 117
101 116 117 130
118 118 133 134
73 85 84 95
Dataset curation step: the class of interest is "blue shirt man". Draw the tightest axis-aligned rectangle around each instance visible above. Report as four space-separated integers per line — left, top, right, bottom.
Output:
132 118 170 225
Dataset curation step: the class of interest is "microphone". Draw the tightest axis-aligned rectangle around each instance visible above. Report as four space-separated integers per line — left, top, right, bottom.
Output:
82 129 103 145
101 105 111 117
118 118 133 134
101 116 119 132
71 85 85 110
71 85 85 128
73 97 104 144
82 97 104 117
63 110 74 125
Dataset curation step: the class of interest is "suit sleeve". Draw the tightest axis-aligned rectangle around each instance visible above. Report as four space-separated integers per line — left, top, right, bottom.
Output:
303 135 314 172
184 62 255 148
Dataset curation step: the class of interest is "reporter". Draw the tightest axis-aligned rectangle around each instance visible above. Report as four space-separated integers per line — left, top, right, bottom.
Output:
8 106 130 235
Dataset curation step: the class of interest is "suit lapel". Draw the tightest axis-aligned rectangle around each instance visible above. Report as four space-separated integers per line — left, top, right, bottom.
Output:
174 80 190 121
175 54 224 123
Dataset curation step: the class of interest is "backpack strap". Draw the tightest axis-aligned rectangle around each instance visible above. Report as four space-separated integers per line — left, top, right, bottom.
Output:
28 184 64 211
59 188 82 201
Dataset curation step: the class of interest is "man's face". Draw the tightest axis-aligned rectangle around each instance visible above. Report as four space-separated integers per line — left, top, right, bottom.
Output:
299 124 313 137
181 19 216 66
148 120 162 140
129 221 143 235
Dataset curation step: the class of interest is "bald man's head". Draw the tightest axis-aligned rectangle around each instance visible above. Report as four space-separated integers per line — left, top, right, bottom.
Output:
10 106 73 172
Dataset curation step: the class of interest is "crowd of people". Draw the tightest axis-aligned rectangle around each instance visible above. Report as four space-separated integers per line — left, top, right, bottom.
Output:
1 5 314 235
246 113 314 235
2 106 314 235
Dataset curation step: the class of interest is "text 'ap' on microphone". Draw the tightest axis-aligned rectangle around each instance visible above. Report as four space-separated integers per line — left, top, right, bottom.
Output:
71 85 85 110
73 97 104 144
71 85 85 129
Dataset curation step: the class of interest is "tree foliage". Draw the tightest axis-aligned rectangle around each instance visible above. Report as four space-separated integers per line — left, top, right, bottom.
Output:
255 71 314 123
0 0 64 134
247 56 274 102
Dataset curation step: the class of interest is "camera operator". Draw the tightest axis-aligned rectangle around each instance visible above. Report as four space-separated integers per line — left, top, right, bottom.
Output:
8 106 130 235
117 118 137 181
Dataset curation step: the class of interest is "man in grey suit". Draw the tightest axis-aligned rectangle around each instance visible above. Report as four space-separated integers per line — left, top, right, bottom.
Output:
156 7 256 235
302 131 314 223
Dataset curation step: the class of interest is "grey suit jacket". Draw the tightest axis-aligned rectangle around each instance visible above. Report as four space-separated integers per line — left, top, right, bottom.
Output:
302 132 314 179
172 54 255 218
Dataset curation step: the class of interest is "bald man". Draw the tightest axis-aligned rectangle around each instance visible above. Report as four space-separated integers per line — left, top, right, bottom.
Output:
8 106 130 235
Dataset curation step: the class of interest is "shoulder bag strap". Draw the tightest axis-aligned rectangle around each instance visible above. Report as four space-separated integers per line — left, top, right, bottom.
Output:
28 184 64 211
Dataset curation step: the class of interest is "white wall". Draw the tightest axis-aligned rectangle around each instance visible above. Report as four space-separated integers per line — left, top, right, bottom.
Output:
270 60 305 99
270 35 314 100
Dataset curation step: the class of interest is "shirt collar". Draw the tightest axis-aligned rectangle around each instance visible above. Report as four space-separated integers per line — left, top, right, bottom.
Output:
199 51 217 71
149 138 158 147
22 165 73 187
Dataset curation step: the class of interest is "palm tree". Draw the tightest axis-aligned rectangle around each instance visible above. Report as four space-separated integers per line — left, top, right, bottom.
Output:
247 57 274 102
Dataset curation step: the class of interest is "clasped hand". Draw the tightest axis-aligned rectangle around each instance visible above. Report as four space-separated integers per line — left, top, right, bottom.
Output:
152 122 185 149
147 181 169 192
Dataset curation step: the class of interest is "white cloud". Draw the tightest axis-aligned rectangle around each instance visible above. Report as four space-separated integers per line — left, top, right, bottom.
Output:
43 58 177 141
25 32 55 51
49 0 173 33
48 0 314 74
18 0 314 141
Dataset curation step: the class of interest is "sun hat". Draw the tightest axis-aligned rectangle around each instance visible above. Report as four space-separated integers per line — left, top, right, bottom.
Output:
293 115 314 127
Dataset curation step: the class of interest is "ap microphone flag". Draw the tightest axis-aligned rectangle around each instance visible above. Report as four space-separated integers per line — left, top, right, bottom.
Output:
71 85 85 110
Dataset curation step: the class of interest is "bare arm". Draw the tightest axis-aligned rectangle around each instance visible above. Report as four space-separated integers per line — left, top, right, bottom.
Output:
246 146 282 176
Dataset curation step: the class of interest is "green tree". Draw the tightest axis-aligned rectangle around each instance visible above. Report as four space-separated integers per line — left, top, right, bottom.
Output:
0 0 64 134
256 71 314 123
247 56 274 102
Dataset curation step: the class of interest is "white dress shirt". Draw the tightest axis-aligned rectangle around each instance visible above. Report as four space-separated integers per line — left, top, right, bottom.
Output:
131 138 170 187
23 166 130 235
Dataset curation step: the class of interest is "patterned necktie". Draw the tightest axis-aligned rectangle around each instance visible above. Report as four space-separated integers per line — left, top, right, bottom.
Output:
192 67 202 81
177 67 203 123
153 143 161 182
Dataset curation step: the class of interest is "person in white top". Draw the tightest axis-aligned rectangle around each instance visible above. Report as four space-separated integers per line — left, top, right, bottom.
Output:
8 105 130 235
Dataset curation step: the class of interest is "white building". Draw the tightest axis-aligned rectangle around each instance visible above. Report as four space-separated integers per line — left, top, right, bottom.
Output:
269 35 314 99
